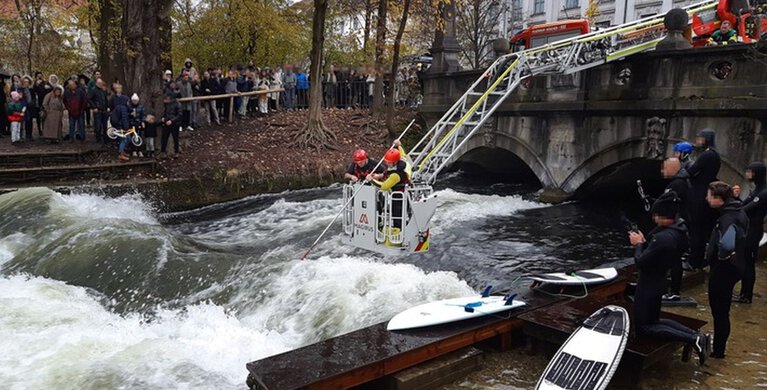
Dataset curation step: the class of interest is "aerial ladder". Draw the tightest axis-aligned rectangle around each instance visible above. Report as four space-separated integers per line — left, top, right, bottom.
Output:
342 0 720 256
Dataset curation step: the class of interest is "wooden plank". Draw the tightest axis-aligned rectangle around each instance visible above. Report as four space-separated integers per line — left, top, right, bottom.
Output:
177 88 285 103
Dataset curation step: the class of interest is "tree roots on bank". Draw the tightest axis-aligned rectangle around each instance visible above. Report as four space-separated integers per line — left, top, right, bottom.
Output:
291 119 338 150
348 111 389 144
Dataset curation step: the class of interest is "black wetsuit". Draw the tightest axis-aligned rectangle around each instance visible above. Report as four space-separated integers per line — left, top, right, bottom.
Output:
634 220 700 344
346 159 383 181
706 199 748 357
740 162 767 301
664 171 692 296
687 139 721 269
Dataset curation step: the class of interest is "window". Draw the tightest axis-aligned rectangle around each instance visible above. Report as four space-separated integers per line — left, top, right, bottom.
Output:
534 0 545 14
512 0 524 21
564 0 579 9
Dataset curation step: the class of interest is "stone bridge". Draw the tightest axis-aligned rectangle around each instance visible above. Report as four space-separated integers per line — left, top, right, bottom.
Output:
420 45 767 201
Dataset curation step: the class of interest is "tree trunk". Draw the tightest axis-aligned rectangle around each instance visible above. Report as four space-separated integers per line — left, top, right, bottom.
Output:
98 0 124 84
14 0 41 76
25 22 34 76
372 0 388 112
121 0 173 117
159 9 173 73
385 0 411 140
293 0 336 150
363 0 372 55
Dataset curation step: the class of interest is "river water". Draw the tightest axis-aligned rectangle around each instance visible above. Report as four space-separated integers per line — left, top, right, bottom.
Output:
0 174 641 389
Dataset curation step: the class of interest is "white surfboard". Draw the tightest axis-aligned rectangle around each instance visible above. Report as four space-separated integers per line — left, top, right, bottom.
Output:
387 292 526 331
530 267 618 286
760 233 767 247
536 305 630 390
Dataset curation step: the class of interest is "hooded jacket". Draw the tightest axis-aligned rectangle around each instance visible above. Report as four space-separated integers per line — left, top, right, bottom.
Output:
706 199 748 273
635 219 689 295
183 58 198 80
742 161 767 244
687 129 721 187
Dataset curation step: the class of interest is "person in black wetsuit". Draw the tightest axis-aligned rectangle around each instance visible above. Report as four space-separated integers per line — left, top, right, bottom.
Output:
687 129 721 270
705 181 748 359
661 157 692 301
344 149 383 182
629 191 711 365
735 162 767 304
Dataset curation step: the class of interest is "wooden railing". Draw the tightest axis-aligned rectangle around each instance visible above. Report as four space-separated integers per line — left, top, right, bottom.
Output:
177 88 285 122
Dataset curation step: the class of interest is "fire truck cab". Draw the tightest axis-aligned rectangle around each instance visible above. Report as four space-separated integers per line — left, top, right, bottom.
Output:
510 20 591 51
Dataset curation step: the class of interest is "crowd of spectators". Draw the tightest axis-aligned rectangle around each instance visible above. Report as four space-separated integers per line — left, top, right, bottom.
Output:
0 57 426 161
177 61 425 127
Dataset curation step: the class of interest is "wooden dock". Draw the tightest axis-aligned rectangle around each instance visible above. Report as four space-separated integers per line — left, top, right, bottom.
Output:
245 267 664 389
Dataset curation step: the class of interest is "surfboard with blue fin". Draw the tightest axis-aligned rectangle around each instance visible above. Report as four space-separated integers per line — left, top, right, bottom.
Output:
387 286 526 331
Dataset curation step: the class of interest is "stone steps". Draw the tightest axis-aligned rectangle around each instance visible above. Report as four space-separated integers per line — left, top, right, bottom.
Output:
0 161 157 185
0 150 100 168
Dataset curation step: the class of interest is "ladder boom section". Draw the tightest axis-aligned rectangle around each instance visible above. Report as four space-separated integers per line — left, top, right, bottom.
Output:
408 0 718 184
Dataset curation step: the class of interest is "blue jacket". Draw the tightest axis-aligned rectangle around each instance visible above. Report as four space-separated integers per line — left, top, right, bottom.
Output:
296 73 309 90
110 94 130 130
236 75 249 92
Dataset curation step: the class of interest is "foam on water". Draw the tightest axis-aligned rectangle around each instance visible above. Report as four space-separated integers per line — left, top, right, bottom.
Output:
0 185 545 389
432 188 543 222
234 256 476 344
187 198 341 247
49 191 159 225
0 275 292 389
0 257 476 389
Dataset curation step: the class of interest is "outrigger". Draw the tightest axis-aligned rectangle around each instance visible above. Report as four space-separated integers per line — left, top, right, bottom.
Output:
307 0 757 258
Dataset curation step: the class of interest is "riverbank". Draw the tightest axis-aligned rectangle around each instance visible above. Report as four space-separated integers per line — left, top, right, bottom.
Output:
0 108 417 211
446 259 767 389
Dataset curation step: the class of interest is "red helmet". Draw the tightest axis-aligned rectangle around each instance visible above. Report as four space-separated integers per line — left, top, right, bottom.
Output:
353 149 367 163
384 148 400 164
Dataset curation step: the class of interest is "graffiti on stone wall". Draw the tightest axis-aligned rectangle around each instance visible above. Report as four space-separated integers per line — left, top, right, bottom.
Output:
646 117 668 160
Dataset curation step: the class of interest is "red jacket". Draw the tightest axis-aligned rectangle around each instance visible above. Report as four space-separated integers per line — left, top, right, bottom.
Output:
63 87 87 117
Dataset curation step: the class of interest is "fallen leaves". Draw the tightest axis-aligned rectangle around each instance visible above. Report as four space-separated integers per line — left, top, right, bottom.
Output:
157 108 418 181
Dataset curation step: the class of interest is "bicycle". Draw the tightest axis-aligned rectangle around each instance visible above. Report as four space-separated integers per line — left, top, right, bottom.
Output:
107 126 143 147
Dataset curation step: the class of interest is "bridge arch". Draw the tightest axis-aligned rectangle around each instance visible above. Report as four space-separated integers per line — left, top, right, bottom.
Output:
564 137 746 199
449 132 553 187
560 137 647 195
